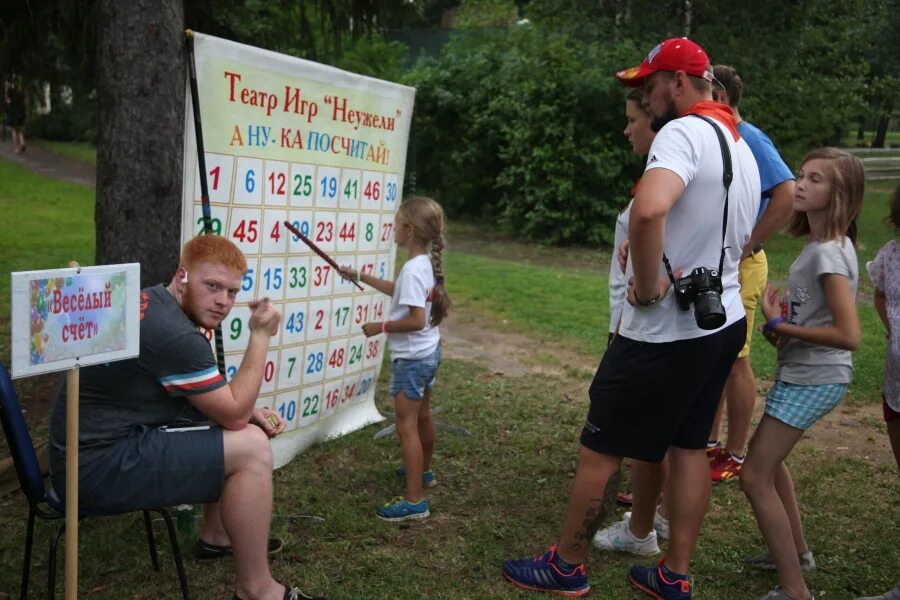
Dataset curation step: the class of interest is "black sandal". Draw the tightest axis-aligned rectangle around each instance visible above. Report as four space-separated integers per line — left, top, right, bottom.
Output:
193 536 284 560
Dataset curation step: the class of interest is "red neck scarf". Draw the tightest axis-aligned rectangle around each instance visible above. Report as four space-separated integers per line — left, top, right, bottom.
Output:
682 100 740 141
630 177 642 198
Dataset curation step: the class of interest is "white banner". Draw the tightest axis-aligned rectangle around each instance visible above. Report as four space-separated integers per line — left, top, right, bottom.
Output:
10 264 141 378
181 32 415 467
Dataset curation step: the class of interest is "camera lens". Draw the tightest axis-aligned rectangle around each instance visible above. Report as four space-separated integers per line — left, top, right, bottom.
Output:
693 290 726 330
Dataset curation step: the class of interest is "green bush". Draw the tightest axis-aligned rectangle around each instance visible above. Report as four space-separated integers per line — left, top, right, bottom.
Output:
405 27 643 245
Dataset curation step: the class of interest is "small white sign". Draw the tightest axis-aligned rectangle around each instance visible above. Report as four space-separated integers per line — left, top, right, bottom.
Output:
10 264 141 378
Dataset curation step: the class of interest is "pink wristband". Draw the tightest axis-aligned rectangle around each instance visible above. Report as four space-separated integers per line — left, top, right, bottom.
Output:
382 320 390 334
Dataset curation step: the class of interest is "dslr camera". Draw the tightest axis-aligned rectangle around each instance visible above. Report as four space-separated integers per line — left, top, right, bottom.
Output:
673 266 726 330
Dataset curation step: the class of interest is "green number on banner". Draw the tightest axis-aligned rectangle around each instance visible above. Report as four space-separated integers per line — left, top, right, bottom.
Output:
289 266 307 288
343 179 358 199
293 174 312 196
230 319 241 340
197 216 222 235
365 223 373 241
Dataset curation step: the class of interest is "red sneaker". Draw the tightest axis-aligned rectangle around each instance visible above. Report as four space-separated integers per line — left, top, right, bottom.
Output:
710 452 743 483
706 444 723 464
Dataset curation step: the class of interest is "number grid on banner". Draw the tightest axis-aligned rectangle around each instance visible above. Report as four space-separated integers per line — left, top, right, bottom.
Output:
182 32 415 467
190 152 401 434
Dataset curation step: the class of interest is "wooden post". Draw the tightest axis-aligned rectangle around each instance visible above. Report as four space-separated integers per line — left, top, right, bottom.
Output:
65 366 79 599
65 258 80 599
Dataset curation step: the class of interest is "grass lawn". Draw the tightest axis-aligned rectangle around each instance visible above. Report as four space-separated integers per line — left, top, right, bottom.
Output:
40 140 97 166
0 161 897 598
842 129 900 147
0 160 95 365
1 359 897 598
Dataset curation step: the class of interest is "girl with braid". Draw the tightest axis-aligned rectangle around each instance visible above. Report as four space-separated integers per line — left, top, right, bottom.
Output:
338 196 451 521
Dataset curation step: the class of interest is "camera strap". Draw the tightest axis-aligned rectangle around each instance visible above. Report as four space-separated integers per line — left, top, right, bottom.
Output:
662 114 733 284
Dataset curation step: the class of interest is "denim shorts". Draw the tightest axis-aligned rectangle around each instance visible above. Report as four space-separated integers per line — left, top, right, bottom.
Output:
389 344 442 400
765 380 849 430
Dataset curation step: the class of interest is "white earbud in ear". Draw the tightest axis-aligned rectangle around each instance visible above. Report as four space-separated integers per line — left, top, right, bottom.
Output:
181 272 189 284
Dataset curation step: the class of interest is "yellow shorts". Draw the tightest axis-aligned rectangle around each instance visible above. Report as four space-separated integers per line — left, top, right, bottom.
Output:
738 249 768 357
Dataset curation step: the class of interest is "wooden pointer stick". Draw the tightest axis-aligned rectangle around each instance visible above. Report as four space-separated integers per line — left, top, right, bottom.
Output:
282 220 365 291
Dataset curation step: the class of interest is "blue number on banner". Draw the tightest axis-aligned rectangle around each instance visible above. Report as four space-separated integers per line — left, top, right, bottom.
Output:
286 311 305 334
305 351 324 374
290 220 311 241
385 182 397 202
278 400 296 421
263 267 283 290
241 268 254 292
320 176 337 199
245 169 256 193
226 365 237 380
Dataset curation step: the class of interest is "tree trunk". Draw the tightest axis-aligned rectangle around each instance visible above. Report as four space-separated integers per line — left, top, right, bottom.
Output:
95 0 185 287
872 101 893 148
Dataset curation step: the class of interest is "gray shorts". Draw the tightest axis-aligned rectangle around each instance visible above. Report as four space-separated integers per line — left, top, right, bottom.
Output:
51 425 225 514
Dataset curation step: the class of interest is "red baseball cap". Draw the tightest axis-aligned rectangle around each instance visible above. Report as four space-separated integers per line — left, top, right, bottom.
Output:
616 38 713 87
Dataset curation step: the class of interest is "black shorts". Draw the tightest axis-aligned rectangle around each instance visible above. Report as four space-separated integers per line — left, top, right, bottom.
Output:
51 424 225 514
580 319 746 463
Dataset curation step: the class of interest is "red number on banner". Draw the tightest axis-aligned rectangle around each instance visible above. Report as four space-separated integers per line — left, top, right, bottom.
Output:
381 223 393 242
315 310 325 330
315 221 334 242
366 339 380 359
314 265 331 286
354 304 369 324
209 166 220 190
270 221 281 243
233 219 259 243
342 384 355 403
339 222 356 242
263 361 275 382
328 348 345 368
372 300 384 320
268 172 286 195
326 388 340 409
364 180 381 201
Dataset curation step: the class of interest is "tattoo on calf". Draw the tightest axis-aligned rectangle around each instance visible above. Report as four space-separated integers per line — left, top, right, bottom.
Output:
572 470 622 550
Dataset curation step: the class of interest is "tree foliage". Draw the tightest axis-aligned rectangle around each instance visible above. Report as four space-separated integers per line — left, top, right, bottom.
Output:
406 27 642 245
406 0 892 245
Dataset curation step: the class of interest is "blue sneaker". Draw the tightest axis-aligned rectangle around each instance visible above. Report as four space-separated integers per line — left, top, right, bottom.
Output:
629 559 692 600
376 496 430 522
394 466 437 487
503 545 590 597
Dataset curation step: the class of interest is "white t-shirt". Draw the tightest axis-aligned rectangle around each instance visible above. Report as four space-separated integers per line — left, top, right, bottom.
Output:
618 115 761 343
608 202 631 333
387 254 440 359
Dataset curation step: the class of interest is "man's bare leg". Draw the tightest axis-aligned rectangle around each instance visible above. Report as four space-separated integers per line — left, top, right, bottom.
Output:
555 446 622 564
663 447 712 574
221 426 284 600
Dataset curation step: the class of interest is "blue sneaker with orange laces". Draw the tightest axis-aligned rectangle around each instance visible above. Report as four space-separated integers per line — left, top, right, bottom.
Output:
503 545 590 597
629 559 692 600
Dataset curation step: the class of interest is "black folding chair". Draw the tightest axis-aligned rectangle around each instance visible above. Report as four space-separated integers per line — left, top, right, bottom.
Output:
0 362 190 599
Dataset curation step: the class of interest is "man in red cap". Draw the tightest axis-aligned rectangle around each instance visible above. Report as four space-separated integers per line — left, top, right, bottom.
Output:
502 38 760 600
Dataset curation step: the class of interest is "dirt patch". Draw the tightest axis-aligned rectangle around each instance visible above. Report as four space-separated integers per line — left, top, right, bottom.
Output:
441 305 597 380
443 308 896 467
801 401 894 465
